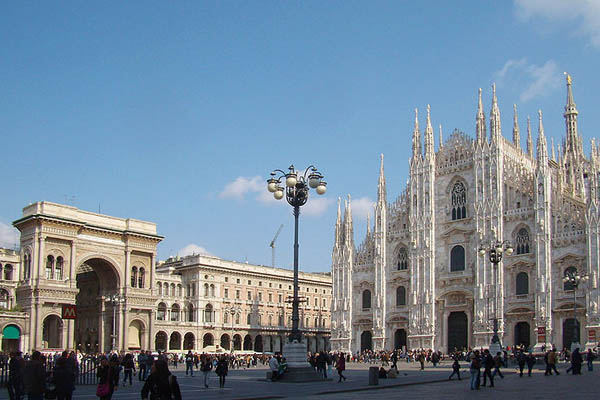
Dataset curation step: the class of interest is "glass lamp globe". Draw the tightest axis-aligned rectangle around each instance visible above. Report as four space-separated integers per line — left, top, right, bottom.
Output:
267 180 278 193
495 246 503 254
479 248 486 256
505 247 514 255
316 182 327 195
274 190 284 200
286 174 297 188
308 174 321 188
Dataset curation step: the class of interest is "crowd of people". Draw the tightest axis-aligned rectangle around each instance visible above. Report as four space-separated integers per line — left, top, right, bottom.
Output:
2 344 599 399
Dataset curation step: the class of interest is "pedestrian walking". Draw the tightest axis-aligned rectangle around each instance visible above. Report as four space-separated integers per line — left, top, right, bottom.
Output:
481 350 494 387
571 348 583 375
138 351 147 381
185 351 194 377
526 352 536 377
491 351 504 379
544 348 560 376
448 358 461 380
200 356 212 388
96 356 119 400
7 352 24 400
141 360 181 400
53 356 76 400
121 353 135 386
469 350 481 390
586 348 595 371
517 351 526 377
215 356 228 388
335 353 346 382
269 356 280 381
23 351 46 400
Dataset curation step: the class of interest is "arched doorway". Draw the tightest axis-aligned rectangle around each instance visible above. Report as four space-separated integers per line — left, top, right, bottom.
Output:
184 333 195 350
394 329 407 350
203 333 214 349
75 258 120 353
448 312 468 352
233 334 242 351
254 335 263 352
128 320 144 350
360 331 372 352
563 318 580 350
155 331 167 351
220 334 231 350
169 332 181 350
243 334 253 350
514 322 531 349
2 325 21 352
42 315 63 349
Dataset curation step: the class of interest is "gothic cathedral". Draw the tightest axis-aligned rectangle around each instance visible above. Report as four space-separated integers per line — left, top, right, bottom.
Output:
331 76 600 354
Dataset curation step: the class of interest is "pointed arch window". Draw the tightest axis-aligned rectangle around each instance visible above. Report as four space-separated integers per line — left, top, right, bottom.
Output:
451 181 467 220
396 286 406 306
131 267 138 288
362 289 372 309
450 245 465 272
516 228 530 254
516 272 529 295
54 257 63 280
397 247 408 270
46 256 54 280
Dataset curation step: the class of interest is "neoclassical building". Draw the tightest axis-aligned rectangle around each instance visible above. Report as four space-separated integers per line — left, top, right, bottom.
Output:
331 77 600 354
3 201 331 353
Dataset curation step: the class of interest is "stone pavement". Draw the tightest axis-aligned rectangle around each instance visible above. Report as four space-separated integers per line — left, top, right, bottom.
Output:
1 361 597 399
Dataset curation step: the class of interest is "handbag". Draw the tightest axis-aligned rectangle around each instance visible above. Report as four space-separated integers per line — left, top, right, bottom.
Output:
96 382 110 397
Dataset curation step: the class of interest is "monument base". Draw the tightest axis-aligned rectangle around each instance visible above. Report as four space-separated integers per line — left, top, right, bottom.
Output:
280 340 326 382
489 341 503 356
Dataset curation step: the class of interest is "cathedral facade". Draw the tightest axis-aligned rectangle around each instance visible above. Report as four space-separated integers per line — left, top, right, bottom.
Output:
331 77 600 354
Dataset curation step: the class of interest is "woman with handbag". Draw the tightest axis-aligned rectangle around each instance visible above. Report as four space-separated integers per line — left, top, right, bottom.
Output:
96 356 119 400
141 360 182 400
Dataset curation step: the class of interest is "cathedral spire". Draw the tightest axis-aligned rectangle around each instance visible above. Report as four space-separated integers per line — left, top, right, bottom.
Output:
490 83 501 143
513 104 520 149
526 115 533 157
537 110 548 165
377 153 386 203
424 104 435 157
412 108 422 159
334 197 342 246
476 88 487 145
344 194 354 247
366 212 371 236
551 138 556 161
563 73 581 157
438 124 443 151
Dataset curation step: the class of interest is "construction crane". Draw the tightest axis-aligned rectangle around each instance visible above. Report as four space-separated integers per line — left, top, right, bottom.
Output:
270 224 284 268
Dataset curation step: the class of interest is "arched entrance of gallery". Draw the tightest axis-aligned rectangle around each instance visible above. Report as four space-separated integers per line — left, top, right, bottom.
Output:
2 325 21 352
394 329 407 350
360 331 372 352
447 311 468 352
75 257 121 353
42 315 63 349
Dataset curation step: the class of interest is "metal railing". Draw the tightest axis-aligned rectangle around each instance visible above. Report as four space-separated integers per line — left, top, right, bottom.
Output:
0 356 99 387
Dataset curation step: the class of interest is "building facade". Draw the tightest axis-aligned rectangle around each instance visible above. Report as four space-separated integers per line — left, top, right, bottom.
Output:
331 77 600 354
4 201 331 353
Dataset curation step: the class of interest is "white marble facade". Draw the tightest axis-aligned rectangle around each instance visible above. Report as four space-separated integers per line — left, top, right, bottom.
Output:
331 77 600 354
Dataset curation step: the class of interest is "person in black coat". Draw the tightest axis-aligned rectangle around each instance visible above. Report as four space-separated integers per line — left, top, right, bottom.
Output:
53 356 76 400
481 350 494 387
215 356 228 388
526 352 536 377
141 360 181 400
23 351 46 400
96 356 119 400
571 348 583 375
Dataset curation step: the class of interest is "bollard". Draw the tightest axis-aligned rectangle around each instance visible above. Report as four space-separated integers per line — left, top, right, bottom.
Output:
368 366 379 385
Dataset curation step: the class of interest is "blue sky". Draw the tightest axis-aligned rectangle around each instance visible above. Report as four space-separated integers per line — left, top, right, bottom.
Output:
2 1 599 272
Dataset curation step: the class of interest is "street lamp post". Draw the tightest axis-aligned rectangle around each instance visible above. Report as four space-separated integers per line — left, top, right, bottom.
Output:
226 305 241 352
562 269 588 352
107 293 124 352
479 236 513 355
266 165 327 382
267 165 327 343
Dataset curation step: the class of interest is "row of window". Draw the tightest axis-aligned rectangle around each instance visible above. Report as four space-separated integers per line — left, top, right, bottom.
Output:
362 267 584 308
155 302 327 328
130 267 146 288
395 230 531 272
46 256 64 280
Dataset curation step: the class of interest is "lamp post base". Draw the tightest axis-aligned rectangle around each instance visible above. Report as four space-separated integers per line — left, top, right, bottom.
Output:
570 341 581 352
280 340 327 382
489 341 503 356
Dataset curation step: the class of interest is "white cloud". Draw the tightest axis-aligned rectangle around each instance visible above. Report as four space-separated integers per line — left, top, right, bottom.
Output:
494 58 561 102
351 197 375 221
0 221 19 249
218 176 263 199
178 243 214 257
302 197 334 216
515 0 600 48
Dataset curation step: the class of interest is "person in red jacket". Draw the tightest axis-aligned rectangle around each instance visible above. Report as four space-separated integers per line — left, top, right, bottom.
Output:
335 353 346 382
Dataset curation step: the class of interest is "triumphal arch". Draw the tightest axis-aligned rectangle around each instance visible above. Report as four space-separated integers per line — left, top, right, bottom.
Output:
13 201 162 353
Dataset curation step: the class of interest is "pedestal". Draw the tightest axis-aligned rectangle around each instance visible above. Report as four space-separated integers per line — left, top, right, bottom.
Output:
489 341 502 356
280 340 325 382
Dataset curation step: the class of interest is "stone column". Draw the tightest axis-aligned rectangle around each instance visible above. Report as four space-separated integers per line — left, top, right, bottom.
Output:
121 305 129 351
148 310 155 351
36 233 45 284
124 249 131 293
150 254 155 290
117 303 124 351
98 300 105 353
69 241 77 288
34 301 43 349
